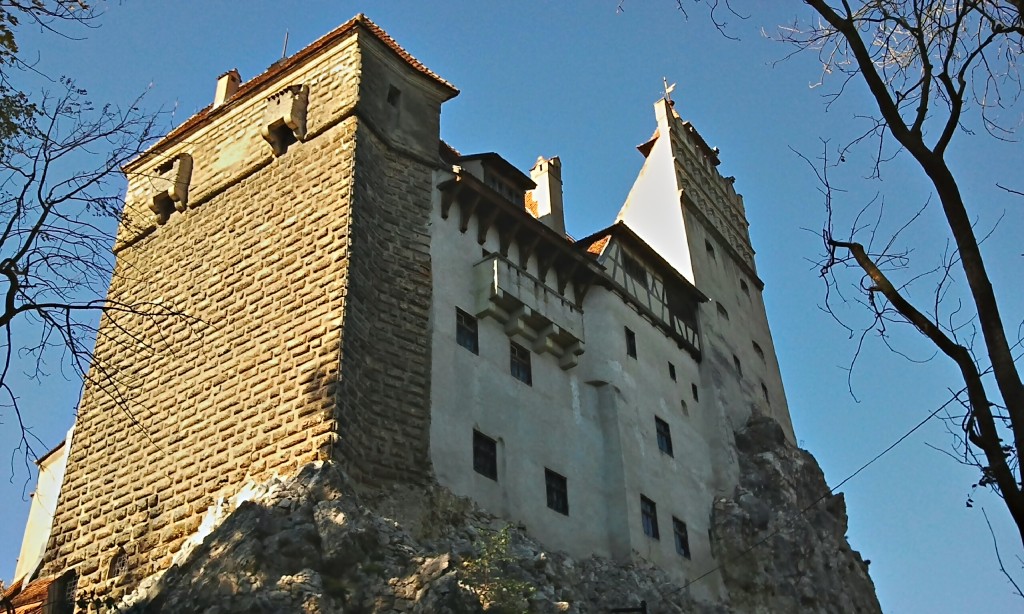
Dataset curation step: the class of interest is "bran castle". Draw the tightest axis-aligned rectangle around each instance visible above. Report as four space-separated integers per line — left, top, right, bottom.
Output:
10 14 813 611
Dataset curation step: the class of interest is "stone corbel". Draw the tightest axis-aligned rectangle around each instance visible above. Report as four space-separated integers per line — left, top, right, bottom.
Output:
149 153 193 225
261 84 310 155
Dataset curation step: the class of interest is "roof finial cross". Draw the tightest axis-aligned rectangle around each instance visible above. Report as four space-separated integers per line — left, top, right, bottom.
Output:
662 77 676 104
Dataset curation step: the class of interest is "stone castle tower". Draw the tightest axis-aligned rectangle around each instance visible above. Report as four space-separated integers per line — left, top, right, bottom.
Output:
41 15 456 600
12 14 879 613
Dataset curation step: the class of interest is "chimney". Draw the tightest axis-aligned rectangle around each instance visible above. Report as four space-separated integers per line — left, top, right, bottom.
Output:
527 156 565 235
214 69 241 108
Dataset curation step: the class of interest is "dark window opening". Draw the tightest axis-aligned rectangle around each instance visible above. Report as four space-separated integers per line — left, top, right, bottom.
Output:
622 253 649 288
673 517 691 559
456 308 479 354
510 341 532 385
641 495 660 539
761 382 771 406
109 549 128 579
387 85 402 107
473 430 497 480
705 239 716 260
680 399 689 415
625 327 637 358
151 192 174 225
545 469 569 515
266 120 298 154
691 383 699 402
717 302 729 320
740 279 750 295
62 570 78 613
752 341 765 362
733 355 743 377
668 362 677 381
655 417 674 456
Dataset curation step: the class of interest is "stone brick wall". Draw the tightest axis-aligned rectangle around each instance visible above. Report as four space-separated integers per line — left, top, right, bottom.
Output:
335 119 434 483
40 24 444 603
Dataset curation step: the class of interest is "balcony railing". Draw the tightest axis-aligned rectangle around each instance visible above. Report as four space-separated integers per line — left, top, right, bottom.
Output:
473 254 585 369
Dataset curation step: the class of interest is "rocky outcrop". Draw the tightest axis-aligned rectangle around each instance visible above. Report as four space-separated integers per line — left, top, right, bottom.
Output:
714 415 880 613
99 417 878 613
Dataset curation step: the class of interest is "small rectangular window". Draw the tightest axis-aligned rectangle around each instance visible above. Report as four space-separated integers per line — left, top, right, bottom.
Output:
545 468 569 515
641 495 660 539
456 308 479 354
752 341 765 362
673 517 691 559
473 430 497 480
622 253 649 288
510 341 532 385
680 399 689 416
691 383 699 402
733 354 743 377
625 327 637 358
655 417 674 456
668 362 677 381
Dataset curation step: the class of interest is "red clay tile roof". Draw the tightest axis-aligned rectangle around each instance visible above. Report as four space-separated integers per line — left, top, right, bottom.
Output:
126 14 457 171
524 191 540 217
3 575 57 614
585 234 611 256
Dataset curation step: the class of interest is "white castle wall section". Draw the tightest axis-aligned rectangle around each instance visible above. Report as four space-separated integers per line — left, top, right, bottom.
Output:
428 181 728 601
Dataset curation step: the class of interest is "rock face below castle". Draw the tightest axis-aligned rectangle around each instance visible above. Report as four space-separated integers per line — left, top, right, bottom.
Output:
112 416 878 614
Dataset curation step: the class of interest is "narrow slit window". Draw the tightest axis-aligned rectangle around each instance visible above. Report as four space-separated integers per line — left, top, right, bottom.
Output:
668 362 677 381
705 240 716 260
752 341 765 362
761 382 771 406
740 279 750 295
625 327 637 358
691 383 699 402
733 354 743 377
717 302 729 321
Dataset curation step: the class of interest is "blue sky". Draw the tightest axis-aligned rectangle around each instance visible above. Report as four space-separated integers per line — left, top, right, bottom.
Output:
2 3 1022 611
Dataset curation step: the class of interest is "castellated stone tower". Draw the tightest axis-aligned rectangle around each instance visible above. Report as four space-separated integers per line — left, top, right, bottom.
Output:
40 15 457 599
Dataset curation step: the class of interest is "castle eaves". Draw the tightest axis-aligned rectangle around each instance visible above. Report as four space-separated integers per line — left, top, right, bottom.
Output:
124 14 458 173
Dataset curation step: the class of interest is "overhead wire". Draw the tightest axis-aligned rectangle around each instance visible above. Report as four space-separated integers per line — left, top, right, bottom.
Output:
675 392 960 594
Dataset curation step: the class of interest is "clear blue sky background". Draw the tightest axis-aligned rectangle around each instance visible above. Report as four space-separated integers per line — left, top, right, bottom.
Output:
2 3 1022 612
